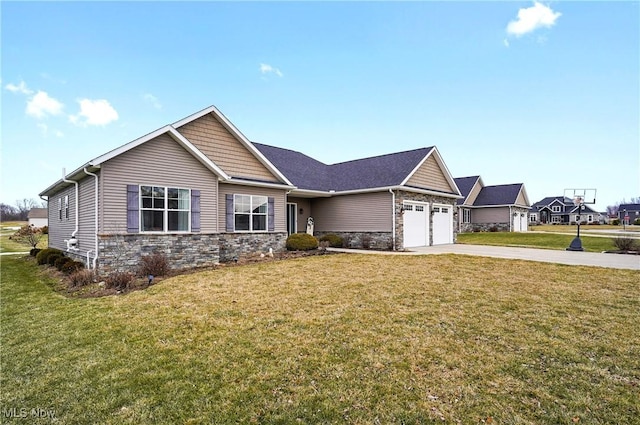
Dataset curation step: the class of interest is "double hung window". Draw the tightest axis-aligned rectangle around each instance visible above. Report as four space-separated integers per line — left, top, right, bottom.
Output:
140 186 190 232
234 194 268 232
462 209 471 223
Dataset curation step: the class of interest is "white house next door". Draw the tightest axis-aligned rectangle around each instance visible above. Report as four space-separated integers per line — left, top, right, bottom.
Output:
432 205 453 245
403 202 429 248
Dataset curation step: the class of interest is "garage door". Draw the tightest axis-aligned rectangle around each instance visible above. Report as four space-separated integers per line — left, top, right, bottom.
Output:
403 202 429 248
519 212 528 232
432 205 453 245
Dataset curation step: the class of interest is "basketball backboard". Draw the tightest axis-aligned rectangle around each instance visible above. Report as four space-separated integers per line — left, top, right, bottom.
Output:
563 188 596 206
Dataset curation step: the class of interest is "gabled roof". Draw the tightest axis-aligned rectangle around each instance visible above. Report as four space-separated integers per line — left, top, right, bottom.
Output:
530 196 572 211
254 144 460 196
454 176 481 205
28 208 48 219
619 203 640 212
474 183 528 207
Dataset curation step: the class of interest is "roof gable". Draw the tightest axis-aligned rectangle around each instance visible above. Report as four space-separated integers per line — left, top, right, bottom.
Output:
454 176 482 205
474 183 528 206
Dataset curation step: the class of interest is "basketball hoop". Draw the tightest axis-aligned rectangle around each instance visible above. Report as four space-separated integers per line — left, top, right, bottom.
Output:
564 188 597 252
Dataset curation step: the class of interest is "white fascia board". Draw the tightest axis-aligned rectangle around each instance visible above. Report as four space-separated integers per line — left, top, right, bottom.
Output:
39 163 100 196
167 127 231 180
334 185 462 199
90 125 173 166
224 178 296 191
400 147 462 197
288 189 333 198
173 105 294 187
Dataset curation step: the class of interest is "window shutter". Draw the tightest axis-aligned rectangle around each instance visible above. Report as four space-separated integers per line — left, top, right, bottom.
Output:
126 185 139 233
268 197 275 232
225 194 234 232
191 190 201 232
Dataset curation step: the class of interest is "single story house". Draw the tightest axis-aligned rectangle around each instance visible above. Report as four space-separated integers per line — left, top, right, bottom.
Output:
454 176 530 232
27 208 48 228
529 196 600 224
618 203 640 225
40 105 462 274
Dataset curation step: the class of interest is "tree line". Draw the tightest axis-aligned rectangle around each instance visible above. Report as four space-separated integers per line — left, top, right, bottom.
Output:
0 199 47 221
606 197 640 215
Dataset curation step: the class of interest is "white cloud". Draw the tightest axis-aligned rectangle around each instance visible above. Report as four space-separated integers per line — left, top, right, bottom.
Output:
26 91 64 118
143 93 162 109
506 2 561 37
260 63 283 77
5 80 33 95
69 98 119 126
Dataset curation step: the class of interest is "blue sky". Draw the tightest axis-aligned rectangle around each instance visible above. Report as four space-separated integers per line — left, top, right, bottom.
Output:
1 1 638 212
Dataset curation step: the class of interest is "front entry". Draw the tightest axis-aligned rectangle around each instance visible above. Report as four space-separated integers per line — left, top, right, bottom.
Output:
286 203 297 235
403 202 429 248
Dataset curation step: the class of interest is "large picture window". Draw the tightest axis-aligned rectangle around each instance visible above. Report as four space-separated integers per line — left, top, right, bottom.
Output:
140 185 190 232
234 194 268 232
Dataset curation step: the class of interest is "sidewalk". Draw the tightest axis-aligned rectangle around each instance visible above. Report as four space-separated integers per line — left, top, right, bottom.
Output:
328 245 640 270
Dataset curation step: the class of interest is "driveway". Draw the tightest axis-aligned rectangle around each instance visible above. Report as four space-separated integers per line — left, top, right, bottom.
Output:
328 245 640 270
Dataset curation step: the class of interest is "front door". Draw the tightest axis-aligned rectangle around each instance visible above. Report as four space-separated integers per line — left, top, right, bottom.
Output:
286 203 297 235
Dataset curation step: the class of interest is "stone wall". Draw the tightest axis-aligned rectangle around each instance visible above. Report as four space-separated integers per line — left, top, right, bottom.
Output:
468 222 510 232
218 232 288 262
97 233 220 276
314 231 393 250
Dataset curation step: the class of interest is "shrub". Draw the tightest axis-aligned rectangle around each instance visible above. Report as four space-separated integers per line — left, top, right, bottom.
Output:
138 252 170 277
612 237 638 252
286 233 318 251
30 248 42 257
47 254 64 266
106 271 136 291
11 224 44 249
68 269 95 288
612 219 620 226
55 256 73 271
634 218 640 226
489 226 499 232
40 225 48 235
36 248 63 265
62 261 85 275
319 234 344 248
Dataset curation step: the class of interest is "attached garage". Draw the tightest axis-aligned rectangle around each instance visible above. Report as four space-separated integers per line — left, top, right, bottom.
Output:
403 202 429 248
432 204 454 245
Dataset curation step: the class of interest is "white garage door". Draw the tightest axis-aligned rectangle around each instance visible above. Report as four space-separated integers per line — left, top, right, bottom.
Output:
403 202 429 248
432 205 453 245
519 213 528 232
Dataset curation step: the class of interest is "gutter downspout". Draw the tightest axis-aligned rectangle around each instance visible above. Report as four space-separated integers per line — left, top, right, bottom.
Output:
83 167 99 270
389 189 396 251
62 169 79 251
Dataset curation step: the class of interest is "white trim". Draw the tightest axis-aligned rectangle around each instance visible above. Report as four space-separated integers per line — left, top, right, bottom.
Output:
139 185 192 233
232 194 268 233
224 178 296 191
172 105 293 186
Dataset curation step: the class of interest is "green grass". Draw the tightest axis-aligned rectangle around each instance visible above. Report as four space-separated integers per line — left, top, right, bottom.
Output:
2 254 639 424
533 224 640 234
457 231 618 252
0 221 47 253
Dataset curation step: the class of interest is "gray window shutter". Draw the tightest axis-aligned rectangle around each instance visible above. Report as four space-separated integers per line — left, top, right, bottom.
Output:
225 194 234 232
191 190 201 232
268 197 275 232
126 185 139 233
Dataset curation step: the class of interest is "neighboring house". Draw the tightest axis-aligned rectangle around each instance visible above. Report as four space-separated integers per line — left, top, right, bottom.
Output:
39 105 462 275
618 203 640 225
27 208 48 228
529 196 600 224
454 176 530 233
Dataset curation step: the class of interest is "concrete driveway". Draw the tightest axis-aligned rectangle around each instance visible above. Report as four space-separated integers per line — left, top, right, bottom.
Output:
329 245 640 270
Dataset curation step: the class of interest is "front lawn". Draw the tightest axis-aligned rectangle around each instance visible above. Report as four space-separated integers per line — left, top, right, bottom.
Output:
1 255 638 424
456 231 617 252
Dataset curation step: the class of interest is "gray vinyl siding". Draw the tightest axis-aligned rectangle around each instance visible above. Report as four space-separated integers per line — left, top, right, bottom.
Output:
78 175 97 256
473 207 510 224
101 133 218 233
287 197 312 233
47 185 77 252
218 183 287 233
311 192 392 232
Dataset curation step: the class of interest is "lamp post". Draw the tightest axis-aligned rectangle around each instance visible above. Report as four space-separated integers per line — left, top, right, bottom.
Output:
567 200 584 251
623 209 627 231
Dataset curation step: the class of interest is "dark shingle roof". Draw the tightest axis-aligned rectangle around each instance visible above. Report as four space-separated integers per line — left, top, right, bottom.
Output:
454 176 480 205
254 143 436 192
474 184 524 206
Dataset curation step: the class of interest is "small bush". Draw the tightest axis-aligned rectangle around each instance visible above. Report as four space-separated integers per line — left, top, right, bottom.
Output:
138 252 170 277
612 219 620 226
68 269 95 288
106 271 135 291
489 226 499 232
30 248 42 257
35 248 63 265
62 261 85 275
286 233 318 251
40 225 48 235
47 254 64 266
612 237 638 252
634 218 640 226
55 256 73 271
319 234 344 248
